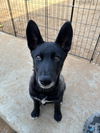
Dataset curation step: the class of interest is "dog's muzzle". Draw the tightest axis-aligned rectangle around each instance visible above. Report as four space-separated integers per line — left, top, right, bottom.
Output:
38 78 55 89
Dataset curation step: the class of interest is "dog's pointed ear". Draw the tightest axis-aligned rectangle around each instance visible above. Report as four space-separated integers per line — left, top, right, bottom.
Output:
55 21 73 53
26 20 44 51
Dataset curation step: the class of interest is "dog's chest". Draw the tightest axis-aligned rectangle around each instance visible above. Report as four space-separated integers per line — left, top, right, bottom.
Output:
34 89 60 104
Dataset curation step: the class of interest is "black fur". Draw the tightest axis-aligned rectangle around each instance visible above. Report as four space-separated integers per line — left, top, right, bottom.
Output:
26 20 73 122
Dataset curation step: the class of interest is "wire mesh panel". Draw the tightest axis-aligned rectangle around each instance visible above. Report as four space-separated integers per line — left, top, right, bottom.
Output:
47 0 72 42
0 0 15 35
0 0 100 65
9 0 28 37
71 0 100 62
0 0 28 37
26 0 46 40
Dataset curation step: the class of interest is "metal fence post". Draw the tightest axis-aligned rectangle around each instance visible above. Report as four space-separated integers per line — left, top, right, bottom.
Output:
45 0 48 42
25 0 29 22
90 34 100 62
7 0 16 36
70 0 75 22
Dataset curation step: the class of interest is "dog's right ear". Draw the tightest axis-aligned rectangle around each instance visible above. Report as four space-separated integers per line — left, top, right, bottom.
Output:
26 20 44 51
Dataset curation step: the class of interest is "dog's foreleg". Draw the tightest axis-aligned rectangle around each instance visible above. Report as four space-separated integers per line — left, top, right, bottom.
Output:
54 102 62 122
31 99 40 118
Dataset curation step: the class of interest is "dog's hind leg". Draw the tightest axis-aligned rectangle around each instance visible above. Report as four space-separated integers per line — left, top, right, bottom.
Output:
31 99 40 118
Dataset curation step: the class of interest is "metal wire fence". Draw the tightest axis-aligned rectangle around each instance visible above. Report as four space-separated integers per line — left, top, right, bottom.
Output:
0 0 100 65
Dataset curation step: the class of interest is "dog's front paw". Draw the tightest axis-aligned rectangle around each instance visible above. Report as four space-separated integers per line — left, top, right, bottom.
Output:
31 109 40 118
54 112 62 122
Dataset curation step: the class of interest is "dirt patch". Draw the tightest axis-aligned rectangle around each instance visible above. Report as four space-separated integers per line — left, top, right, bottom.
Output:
0 118 14 133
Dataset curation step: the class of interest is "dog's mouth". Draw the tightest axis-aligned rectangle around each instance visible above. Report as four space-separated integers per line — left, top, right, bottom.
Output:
38 78 55 89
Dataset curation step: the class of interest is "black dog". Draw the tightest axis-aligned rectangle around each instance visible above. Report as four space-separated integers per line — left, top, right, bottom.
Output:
26 20 73 122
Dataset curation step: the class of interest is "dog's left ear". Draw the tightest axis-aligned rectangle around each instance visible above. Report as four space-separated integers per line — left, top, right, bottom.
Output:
55 21 73 53
26 20 44 51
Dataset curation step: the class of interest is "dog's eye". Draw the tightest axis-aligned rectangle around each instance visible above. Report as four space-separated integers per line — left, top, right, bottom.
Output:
54 56 60 62
36 55 42 61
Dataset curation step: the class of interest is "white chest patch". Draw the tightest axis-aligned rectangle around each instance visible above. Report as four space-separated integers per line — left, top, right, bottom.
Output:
33 97 62 105
33 97 53 104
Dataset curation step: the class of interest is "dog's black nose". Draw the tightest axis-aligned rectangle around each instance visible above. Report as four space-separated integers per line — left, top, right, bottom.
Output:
40 79 51 86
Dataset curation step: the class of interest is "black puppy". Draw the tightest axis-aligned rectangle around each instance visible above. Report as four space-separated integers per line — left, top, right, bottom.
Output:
26 20 73 122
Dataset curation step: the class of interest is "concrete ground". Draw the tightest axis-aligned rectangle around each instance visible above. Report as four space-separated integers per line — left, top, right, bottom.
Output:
0 32 100 133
